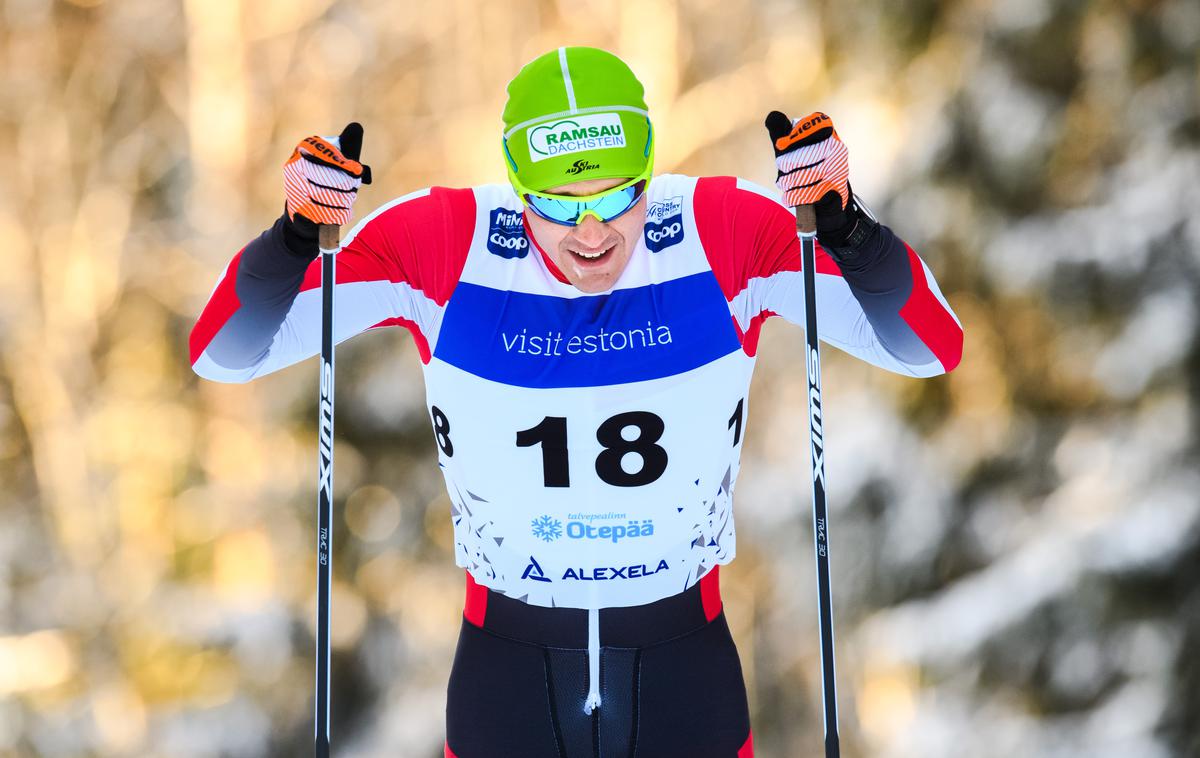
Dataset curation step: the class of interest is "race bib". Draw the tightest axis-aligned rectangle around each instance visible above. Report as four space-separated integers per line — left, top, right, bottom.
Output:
425 272 754 608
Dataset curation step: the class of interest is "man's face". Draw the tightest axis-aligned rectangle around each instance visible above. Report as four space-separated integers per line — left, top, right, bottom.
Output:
523 177 646 294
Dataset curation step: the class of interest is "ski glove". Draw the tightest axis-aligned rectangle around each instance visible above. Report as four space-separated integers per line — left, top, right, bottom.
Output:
764 111 849 209
764 110 878 263
283 122 372 228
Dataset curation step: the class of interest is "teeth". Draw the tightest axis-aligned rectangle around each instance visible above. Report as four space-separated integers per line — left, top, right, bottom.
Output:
573 247 609 260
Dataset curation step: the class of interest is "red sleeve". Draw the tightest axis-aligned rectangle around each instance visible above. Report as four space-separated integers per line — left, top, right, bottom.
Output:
692 176 962 375
190 187 476 380
301 187 476 362
693 176 841 355
334 187 476 308
694 176 843 299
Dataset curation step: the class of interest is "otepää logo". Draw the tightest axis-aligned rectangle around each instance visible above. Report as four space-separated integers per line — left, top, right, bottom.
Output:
531 515 655 543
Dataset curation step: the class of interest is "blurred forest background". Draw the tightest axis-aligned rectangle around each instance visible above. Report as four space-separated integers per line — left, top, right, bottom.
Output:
1 0 1198 755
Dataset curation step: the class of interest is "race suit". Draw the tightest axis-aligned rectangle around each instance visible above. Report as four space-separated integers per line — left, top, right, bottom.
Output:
190 174 962 757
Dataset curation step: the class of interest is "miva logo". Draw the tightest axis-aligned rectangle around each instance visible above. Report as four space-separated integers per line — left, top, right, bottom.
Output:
487 207 529 259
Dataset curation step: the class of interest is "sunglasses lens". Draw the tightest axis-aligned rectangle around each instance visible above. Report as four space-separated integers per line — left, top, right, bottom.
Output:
526 194 583 224
592 187 639 218
525 180 646 225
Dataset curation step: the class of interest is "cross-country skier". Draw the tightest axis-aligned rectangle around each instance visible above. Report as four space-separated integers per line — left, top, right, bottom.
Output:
190 46 962 758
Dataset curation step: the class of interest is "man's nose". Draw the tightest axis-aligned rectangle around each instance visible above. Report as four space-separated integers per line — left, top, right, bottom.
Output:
571 215 610 249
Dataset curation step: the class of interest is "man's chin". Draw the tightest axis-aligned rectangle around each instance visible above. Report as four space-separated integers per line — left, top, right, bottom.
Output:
570 275 616 294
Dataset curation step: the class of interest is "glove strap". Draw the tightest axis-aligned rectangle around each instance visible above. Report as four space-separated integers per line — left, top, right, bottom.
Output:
818 195 879 268
281 205 321 260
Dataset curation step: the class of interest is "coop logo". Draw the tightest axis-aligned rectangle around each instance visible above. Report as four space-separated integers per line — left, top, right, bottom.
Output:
521 556 552 583
487 207 529 259
644 196 685 252
527 113 626 163
532 515 655 544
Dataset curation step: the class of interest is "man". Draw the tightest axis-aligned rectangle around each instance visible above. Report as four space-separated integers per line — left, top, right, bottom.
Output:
190 47 962 758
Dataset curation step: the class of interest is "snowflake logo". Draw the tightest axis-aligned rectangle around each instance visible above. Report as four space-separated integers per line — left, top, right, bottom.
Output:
531 515 563 542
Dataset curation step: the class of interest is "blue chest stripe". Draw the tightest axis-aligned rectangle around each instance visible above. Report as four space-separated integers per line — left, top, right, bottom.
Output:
435 272 741 388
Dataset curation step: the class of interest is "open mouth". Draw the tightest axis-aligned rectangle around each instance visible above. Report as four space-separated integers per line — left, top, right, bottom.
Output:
568 244 616 265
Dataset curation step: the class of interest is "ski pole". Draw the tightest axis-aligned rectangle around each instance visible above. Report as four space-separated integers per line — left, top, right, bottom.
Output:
796 204 840 757
315 222 339 758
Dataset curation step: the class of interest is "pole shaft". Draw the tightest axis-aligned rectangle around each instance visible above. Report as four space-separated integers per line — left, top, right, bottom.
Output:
798 216 840 758
315 224 339 757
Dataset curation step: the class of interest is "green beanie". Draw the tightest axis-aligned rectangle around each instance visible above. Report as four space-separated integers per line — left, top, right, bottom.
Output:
502 47 654 194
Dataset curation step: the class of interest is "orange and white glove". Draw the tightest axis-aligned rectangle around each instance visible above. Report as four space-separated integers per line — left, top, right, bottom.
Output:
283 122 372 227
764 110 878 263
764 111 849 209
